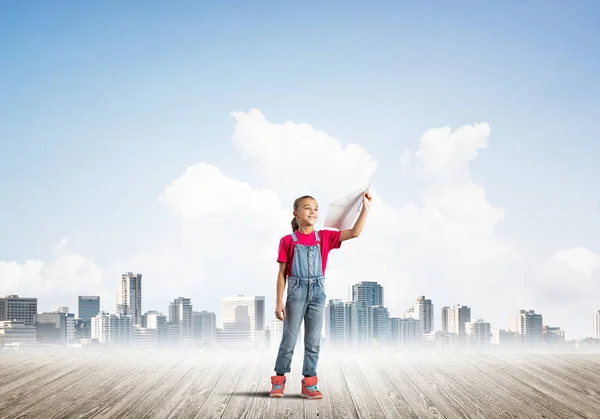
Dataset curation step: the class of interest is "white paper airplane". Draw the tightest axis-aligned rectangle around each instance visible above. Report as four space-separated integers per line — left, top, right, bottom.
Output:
323 184 372 230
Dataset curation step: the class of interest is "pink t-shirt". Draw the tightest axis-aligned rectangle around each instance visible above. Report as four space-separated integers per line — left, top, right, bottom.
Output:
277 229 342 277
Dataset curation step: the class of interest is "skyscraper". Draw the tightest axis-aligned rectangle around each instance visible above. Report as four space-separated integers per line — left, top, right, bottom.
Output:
78 296 100 321
447 304 471 339
116 272 142 326
325 299 351 347
92 311 133 347
413 296 433 334
465 319 491 349
348 300 373 350
192 310 216 343
441 306 450 333
510 309 543 347
371 306 390 344
169 297 193 341
351 281 384 307
390 317 422 348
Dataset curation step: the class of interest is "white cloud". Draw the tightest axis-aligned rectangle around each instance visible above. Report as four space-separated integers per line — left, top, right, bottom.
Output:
0 239 106 312
549 247 600 278
414 123 490 180
394 122 513 265
536 247 600 303
230 109 378 198
528 247 600 337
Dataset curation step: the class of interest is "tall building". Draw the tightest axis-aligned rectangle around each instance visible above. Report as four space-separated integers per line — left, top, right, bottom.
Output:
169 297 193 342
325 299 351 348
351 281 384 307
0 295 38 326
78 296 100 321
192 310 216 343
91 311 133 346
441 306 451 333
594 310 600 339
447 305 471 340
116 272 142 326
510 309 543 347
65 312 76 343
349 300 373 350
219 295 265 343
142 310 168 344
465 319 491 349
371 306 390 345
410 296 433 334
390 317 422 348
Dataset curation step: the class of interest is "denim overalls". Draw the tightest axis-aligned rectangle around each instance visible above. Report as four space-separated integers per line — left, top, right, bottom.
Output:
274 230 327 377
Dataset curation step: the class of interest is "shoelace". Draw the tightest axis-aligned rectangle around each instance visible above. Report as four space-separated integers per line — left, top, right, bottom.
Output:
272 384 283 390
306 385 319 392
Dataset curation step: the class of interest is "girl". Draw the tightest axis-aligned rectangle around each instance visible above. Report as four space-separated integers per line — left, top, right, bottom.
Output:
270 191 372 399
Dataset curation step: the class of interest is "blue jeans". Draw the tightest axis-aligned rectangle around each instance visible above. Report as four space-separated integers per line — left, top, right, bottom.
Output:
274 276 327 376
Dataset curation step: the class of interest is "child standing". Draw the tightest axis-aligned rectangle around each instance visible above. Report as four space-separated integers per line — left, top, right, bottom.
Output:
270 191 372 399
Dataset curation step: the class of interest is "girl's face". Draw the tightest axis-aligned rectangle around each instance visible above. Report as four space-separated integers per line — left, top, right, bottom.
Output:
295 198 319 227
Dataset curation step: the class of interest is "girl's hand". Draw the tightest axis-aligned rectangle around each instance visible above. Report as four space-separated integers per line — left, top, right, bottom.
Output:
363 192 372 209
275 302 286 321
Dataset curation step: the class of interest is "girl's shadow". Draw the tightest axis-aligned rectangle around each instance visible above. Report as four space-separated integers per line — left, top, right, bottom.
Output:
225 391 304 399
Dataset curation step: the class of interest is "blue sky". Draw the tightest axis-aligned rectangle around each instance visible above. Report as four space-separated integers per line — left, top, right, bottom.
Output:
1 1 599 337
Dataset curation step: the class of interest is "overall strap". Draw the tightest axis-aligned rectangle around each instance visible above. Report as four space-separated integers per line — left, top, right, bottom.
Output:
291 232 298 242
314 230 320 242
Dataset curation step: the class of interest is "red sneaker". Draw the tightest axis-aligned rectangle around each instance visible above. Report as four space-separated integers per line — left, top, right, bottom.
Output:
301 376 323 399
270 375 286 397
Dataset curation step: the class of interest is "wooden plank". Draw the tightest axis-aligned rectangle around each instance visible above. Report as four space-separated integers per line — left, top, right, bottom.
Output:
77 355 189 418
236 351 280 419
338 354 388 418
474 354 589 419
220 351 268 419
461 355 563 419
491 354 600 417
0 353 106 415
104 355 198 418
0 353 55 380
546 355 600 397
0 352 102 398
383 354 447 418
192 355 249 418
416 356 503 419
552 355 600 384
432 355 532 419
140 355 228 418
2 349 600 419
354 353 419 419
45 354 154 419
319 351 357 419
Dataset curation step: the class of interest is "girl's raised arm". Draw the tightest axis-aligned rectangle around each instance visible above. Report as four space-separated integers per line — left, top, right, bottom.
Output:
340 192 371 242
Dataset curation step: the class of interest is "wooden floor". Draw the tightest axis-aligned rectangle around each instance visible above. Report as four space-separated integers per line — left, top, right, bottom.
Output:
1 347 600 418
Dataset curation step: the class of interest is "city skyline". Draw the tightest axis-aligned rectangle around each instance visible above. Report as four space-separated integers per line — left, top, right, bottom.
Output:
1 2 599 341
2 274 599 344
